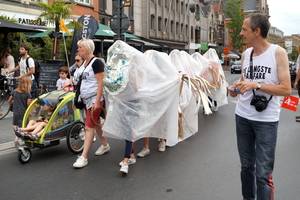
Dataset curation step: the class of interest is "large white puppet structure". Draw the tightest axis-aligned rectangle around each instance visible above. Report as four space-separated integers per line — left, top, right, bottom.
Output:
102 40 180 146
102 40 228 146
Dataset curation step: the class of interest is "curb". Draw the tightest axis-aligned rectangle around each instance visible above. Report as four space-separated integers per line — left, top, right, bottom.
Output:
0 141 15 152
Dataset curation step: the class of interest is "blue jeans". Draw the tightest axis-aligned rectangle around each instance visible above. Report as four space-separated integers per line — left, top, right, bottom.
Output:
124 140 134 158
31 79 37 99
235 114 278 200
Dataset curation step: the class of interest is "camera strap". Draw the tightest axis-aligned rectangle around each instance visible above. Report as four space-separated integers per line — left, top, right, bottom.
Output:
250 49 273 102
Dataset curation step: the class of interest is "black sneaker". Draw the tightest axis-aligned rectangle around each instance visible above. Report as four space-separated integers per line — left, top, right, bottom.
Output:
295 115 300 119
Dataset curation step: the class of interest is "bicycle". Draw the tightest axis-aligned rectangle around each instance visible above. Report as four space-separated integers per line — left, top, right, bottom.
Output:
0 74 17 119
35 83 49 98
0 75 49 120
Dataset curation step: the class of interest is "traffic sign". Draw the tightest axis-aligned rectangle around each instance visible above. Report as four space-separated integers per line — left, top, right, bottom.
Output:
224 47 229 55
110 13 130 34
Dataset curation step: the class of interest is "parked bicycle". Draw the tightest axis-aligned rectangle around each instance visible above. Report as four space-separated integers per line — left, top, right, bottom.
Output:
0 74 49 120
0 74 17 119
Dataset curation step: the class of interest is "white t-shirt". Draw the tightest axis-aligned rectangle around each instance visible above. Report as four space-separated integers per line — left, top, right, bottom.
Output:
74 58 104 105
56 78 69 89
19 56 35 80
235 44 281 122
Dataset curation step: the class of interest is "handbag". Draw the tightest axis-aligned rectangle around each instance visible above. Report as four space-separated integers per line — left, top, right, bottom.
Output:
74 71 85 110
74 57 96 110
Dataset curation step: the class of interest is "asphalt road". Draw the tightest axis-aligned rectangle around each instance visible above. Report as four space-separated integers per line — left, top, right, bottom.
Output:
0 71 300 200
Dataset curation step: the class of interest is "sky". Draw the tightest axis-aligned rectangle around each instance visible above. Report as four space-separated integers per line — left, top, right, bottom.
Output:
268 0 300 35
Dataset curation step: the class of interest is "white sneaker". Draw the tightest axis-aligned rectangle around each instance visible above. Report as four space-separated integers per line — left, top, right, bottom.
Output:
137 148 150 158
73 156 88 168
120 162 129 174
211 106 218 112
119 157 136 166
95 144 110 156
158 140 166 152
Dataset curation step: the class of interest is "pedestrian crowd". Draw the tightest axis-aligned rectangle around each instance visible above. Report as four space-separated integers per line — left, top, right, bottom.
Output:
1 13 294 200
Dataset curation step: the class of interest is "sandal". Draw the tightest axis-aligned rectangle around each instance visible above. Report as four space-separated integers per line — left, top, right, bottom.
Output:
29 133 40 141
15 131 29 139
13 126 22 134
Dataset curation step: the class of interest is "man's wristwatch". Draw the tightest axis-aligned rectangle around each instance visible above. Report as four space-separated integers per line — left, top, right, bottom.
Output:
256 82 262 90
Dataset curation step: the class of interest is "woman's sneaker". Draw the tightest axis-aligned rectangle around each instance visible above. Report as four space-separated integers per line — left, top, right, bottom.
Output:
73 156 88 168
120 162 129 174
119 157 136 166
137 148 150 157
95 144 110 155
158 140 166 152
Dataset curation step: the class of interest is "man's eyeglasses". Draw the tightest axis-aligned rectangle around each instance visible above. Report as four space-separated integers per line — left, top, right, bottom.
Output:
75 59 81 62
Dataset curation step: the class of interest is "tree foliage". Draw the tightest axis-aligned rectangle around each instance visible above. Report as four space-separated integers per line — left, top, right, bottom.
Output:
225 0 245 52
36 0 75 60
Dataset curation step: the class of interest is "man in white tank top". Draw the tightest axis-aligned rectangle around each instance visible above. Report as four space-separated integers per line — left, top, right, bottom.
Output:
228 13 291 200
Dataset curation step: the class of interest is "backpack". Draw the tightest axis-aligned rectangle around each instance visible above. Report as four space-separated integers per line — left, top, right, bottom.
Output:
24 57 41 85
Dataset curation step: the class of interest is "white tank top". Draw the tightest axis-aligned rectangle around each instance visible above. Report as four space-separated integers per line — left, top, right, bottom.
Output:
235 44 281 122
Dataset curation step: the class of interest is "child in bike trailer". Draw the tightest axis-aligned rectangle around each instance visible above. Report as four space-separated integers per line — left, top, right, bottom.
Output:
8 76 32 148
13 99 55 141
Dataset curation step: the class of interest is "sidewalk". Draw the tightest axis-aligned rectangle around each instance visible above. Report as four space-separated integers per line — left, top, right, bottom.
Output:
0 112 15 152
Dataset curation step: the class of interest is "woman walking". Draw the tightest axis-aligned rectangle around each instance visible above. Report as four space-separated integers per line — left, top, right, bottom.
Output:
72 39 110 168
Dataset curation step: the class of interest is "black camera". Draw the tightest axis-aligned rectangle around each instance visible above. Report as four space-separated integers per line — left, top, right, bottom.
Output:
250 95 269 112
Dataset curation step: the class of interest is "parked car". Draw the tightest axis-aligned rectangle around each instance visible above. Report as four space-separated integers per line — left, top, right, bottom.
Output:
230 60 242 74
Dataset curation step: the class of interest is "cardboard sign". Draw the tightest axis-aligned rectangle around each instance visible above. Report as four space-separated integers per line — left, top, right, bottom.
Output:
281 96 299 111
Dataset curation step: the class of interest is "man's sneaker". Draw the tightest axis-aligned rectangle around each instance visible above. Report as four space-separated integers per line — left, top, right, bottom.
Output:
95 144 110 156
73 156 88 168
296 115 300 119
119 162 129 174
158 140 166 152
119 157 136 166
296 118 300 122
137 148 150 157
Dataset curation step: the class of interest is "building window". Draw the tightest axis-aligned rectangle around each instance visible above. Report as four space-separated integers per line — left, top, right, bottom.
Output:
165 0 168 8
181 23 183 35
99 0 106 13
158 17 162 31
158 0 162 6
151 15 155 30
171 20 174 33
176 22 179 34
181 2 184 14
176 0 179 12
164 18 168 33
75 0 91 5
191 26 194 39
186 25 188 36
